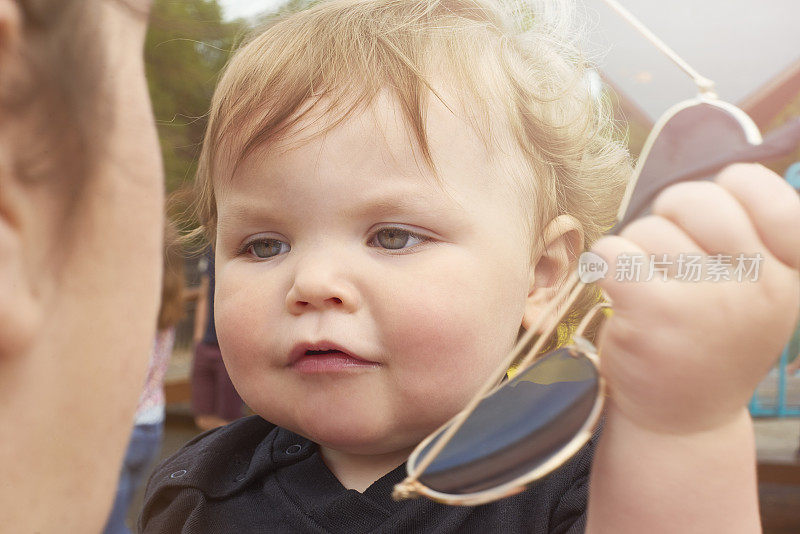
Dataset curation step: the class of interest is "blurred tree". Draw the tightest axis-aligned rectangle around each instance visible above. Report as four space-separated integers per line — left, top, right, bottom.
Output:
247 0 324 26
145 0 244 193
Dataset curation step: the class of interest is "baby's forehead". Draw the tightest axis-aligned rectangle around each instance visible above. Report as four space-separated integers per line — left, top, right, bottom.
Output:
214 88 536 256
218 85 513 189
210 87 535 252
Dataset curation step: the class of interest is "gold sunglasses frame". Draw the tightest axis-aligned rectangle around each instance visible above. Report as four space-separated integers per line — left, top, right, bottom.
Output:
397 327 606 506
393 0 770 506
616 95 762 226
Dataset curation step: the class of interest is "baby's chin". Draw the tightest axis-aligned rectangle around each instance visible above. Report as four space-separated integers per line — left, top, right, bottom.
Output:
278 411 430 457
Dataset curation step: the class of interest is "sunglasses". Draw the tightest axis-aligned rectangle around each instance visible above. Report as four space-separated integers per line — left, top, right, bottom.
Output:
393 0 800 506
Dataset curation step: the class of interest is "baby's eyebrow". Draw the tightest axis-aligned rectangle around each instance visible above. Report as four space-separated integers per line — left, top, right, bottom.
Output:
340 188 464 220
217 189 464 231
342 196 438 219
217 202 281 224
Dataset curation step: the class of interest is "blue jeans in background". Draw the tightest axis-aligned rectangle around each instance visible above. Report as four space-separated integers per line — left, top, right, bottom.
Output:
103 422 164 534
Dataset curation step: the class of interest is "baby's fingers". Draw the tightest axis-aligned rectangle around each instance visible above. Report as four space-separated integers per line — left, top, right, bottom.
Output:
651 175 761 261
590 234 671 316
652 164 800 269
713 164 800 270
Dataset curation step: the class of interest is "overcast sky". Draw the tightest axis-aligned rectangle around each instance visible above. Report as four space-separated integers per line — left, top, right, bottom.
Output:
583 0 800 119
218 0 289 20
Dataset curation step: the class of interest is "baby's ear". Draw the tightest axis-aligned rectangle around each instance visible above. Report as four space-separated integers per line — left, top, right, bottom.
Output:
522 215 583 332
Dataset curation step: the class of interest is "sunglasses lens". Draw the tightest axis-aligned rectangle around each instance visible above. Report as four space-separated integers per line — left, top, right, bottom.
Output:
615 102 754 231
413 347 600 495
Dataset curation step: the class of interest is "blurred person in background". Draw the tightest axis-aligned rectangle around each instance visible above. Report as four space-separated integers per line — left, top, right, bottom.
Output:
103 220 185 534
191 247 245 431
0 1 163 532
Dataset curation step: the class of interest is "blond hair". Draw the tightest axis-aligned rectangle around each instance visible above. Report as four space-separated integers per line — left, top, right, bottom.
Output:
189 0 631 341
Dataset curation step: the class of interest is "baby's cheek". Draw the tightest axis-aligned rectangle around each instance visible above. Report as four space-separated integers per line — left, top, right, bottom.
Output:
215 289 245 349
214 293 288 421
214 284 271 381
386 283 512 410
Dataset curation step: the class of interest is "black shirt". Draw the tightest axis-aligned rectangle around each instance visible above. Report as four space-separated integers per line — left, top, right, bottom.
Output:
139 416 594 533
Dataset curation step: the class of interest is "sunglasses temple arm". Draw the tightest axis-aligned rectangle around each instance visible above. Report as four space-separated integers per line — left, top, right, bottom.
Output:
574 301 612 340
403 273 583 484
501 272 583 385
599 0 715 95
513 279 587 371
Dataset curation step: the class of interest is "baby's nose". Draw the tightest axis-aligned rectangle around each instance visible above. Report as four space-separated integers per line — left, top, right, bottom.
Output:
285 255 360 315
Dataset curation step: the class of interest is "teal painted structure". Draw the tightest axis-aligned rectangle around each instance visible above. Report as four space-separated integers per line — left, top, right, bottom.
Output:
749 163 800 417
787 162 800 188
749 344 800 417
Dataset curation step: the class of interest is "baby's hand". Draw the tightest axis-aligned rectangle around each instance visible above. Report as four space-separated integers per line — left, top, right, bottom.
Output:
592 163 800 434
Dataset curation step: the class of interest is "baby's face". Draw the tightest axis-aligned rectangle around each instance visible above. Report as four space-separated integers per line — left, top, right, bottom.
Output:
215 92 536 455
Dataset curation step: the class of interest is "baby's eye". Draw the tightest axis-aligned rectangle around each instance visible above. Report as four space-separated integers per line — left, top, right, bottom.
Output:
245 239 290 259
370 227 427 251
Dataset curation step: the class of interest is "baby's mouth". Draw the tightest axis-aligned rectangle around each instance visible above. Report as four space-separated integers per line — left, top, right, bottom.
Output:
289 342 379 372
305 349 345 356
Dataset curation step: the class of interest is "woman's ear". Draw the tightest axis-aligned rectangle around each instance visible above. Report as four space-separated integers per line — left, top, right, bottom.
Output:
522 215 584 332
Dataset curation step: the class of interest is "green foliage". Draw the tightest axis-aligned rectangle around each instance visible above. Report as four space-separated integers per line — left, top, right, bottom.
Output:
145 0 245 192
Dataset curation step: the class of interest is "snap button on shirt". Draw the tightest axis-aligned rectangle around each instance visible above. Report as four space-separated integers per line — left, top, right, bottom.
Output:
286 444 303 455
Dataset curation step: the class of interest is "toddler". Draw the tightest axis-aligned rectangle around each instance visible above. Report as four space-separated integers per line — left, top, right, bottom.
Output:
140 0 800 532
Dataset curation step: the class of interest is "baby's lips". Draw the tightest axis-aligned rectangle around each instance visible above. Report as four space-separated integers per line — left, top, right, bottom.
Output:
288 340 375 366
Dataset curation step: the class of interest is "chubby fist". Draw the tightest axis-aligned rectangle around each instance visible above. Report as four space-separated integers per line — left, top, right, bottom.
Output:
592 163 800 434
